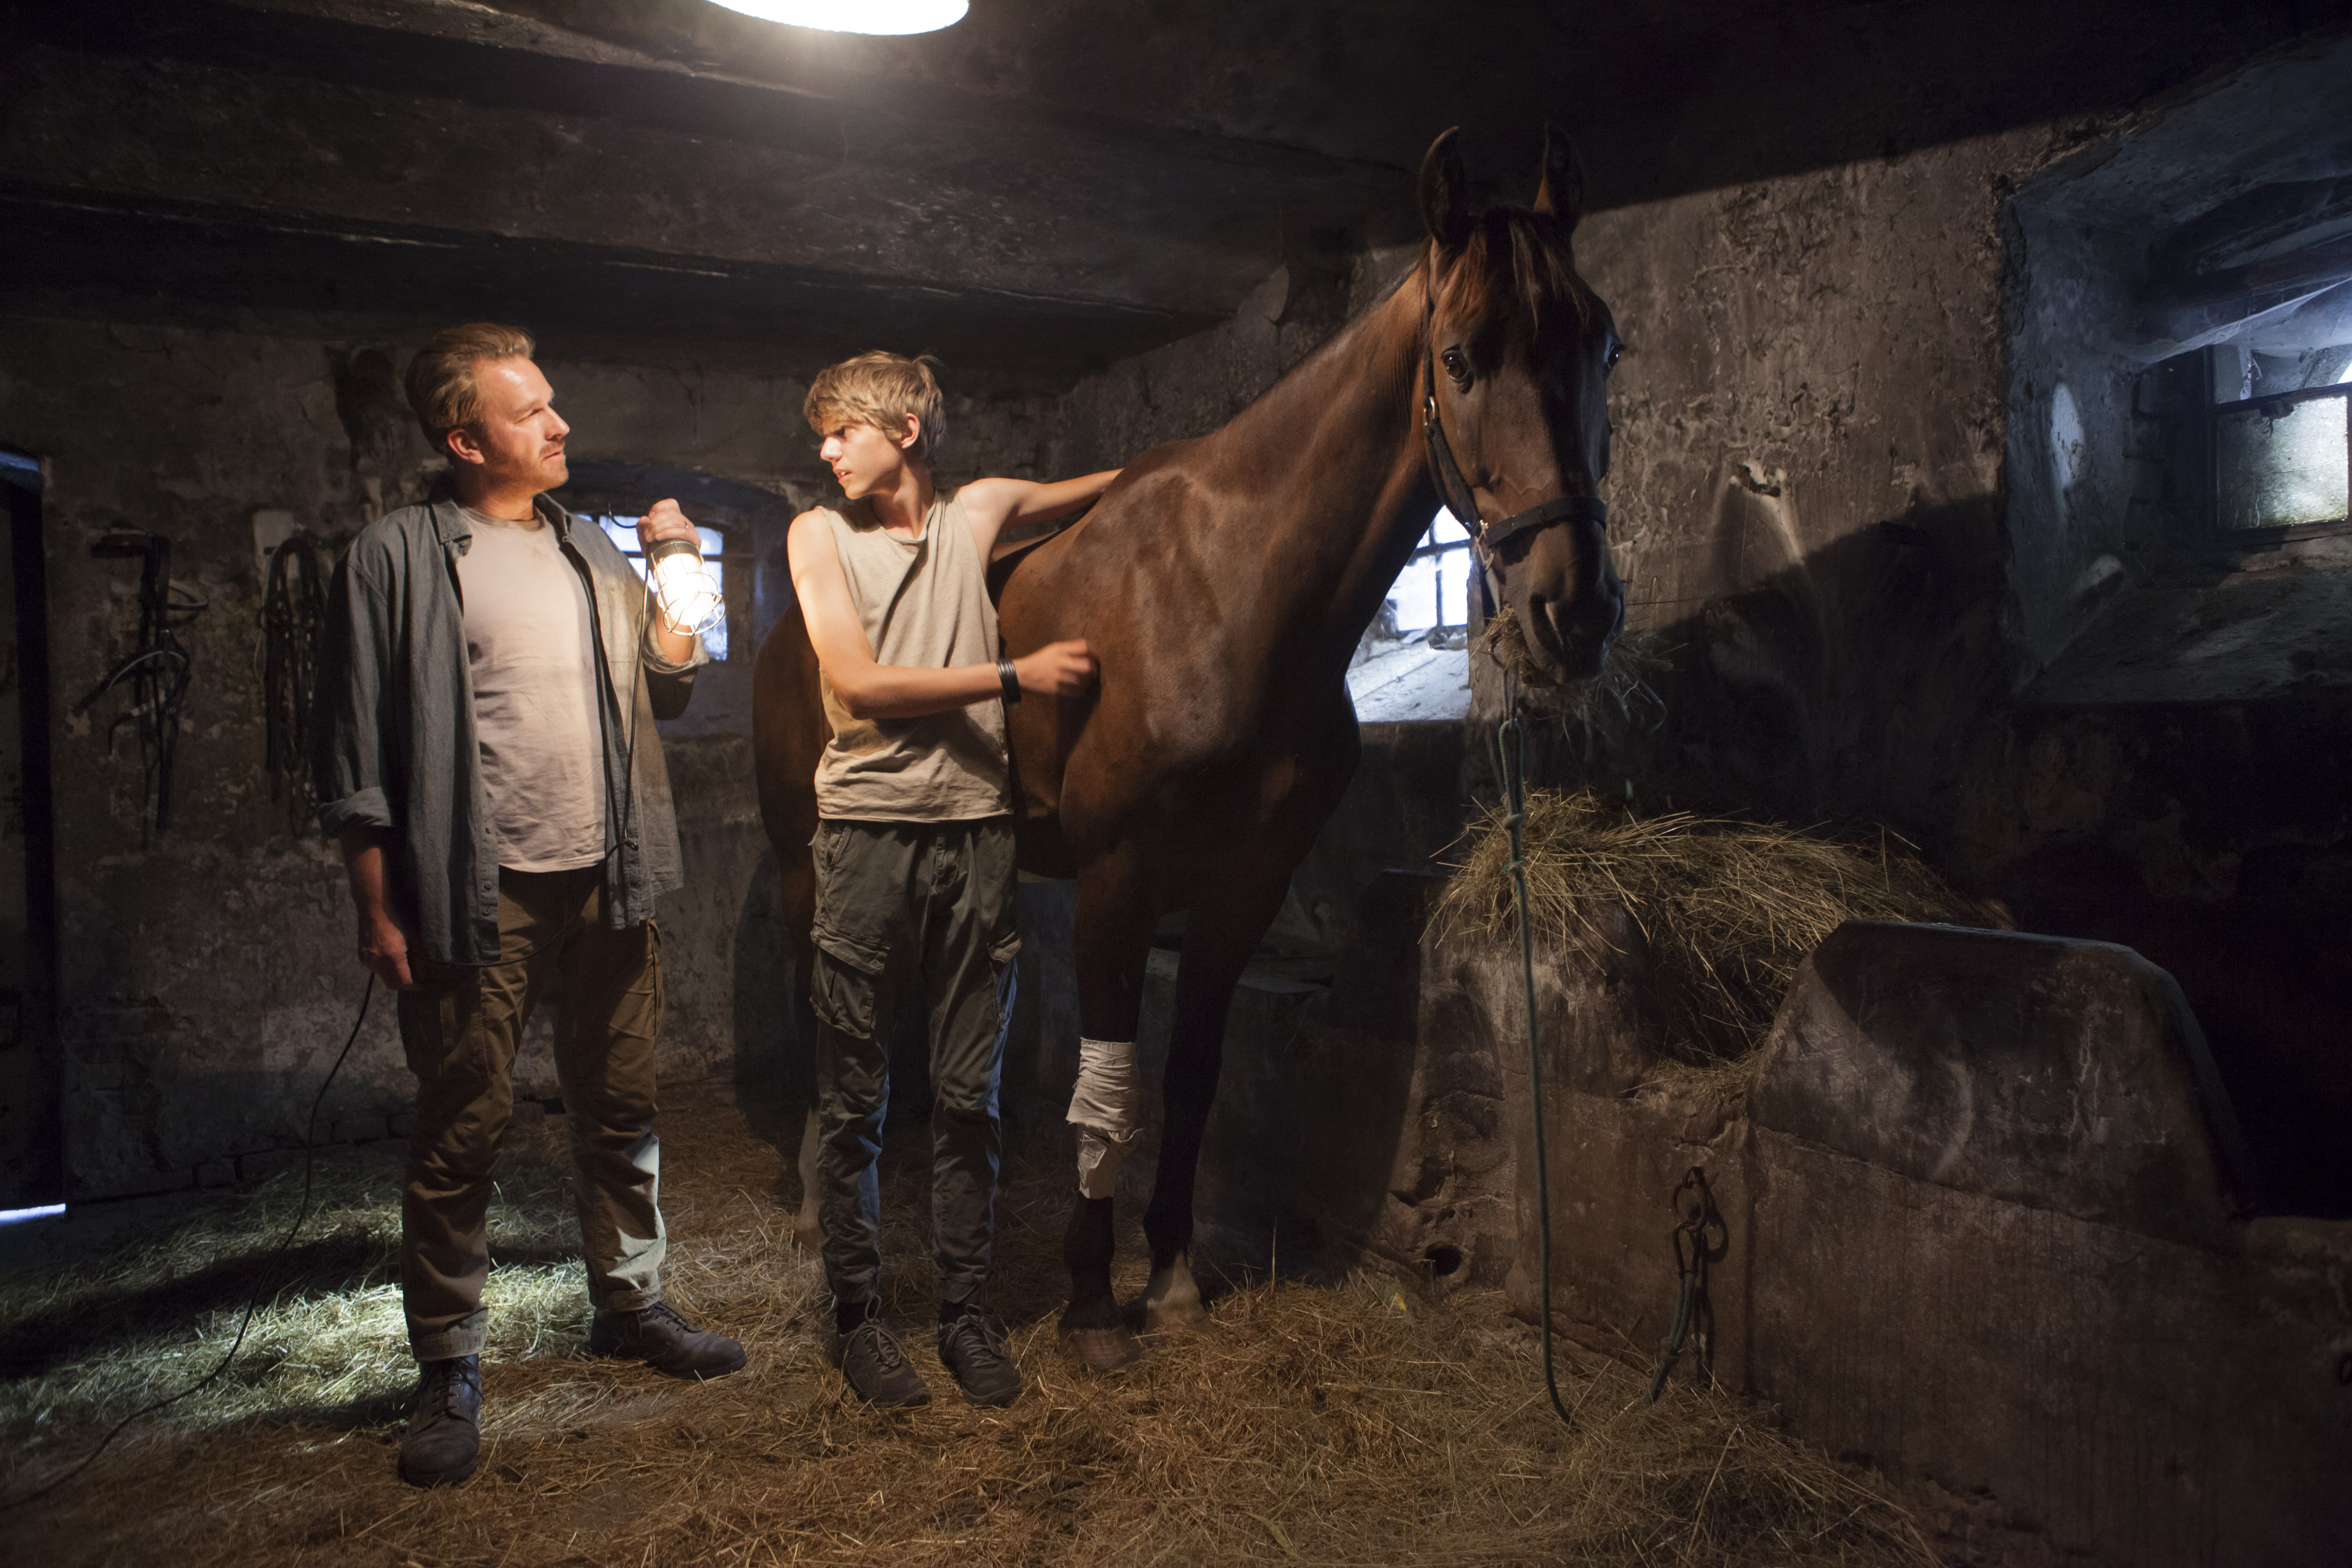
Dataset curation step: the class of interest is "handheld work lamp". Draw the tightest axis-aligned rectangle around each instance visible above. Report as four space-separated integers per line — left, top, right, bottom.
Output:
644 536 725 638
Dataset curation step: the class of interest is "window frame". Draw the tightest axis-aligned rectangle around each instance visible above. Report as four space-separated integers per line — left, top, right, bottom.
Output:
1398 509 1477 634
2197 347 2352 545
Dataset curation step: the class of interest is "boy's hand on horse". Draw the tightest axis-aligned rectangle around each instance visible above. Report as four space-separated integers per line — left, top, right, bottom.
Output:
1015 639 1096 697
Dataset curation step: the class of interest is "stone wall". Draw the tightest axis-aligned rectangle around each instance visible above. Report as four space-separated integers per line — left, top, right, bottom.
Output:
1565 126 2058 823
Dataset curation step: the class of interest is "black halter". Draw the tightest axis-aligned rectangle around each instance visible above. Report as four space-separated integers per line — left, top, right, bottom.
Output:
1420 277 1609 558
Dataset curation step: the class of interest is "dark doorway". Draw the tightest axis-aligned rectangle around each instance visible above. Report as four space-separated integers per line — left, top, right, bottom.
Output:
0 449 61 1215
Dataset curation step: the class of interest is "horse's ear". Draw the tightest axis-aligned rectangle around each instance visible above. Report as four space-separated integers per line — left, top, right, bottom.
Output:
1419 128 1471 254
1532 122 1586 232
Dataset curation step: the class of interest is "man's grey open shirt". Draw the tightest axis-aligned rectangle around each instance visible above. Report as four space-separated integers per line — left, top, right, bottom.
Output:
312 488 706 967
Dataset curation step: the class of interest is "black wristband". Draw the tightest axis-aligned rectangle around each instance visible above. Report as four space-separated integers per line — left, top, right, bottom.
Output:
998 658 1021 707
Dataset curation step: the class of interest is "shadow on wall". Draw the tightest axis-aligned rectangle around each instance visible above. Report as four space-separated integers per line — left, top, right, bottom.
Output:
1950 694 2352 1216
1113 879 1434 1287
1509 462 2351 1218
1507 468 2011 832
992 775 1478 1287
727 844 808 1162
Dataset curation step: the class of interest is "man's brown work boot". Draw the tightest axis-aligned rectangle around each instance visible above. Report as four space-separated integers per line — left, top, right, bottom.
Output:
588 1302 747 1380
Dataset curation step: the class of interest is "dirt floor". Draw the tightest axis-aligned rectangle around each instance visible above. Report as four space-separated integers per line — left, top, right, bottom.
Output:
0 1080 1960 1566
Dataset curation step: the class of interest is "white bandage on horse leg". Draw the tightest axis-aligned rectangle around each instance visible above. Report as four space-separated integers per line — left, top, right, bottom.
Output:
1067 1037 1140 1199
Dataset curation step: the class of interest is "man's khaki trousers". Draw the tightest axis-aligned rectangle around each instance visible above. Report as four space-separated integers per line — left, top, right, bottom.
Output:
397 867 665 1361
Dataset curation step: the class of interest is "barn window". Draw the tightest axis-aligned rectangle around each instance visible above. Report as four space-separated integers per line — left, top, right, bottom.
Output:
2201 341 2352 538
1388 507 1476 640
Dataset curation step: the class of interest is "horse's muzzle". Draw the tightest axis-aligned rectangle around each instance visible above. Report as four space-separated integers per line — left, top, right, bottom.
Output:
1530 583 1624 681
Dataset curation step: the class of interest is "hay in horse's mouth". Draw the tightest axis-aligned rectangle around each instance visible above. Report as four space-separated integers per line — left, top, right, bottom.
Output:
1478 604 1556 687
1480 609 1667 730
1435 788 2010 1085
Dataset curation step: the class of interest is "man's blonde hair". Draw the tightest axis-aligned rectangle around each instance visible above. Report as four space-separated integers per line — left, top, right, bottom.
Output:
405 322 536 447
804 351 946 462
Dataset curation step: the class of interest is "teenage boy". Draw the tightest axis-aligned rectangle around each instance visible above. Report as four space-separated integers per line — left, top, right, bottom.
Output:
789 351 1117 1408
316 323 745 1490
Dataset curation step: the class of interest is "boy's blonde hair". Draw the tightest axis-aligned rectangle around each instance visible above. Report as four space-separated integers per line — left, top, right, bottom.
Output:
405 322 536 447
804 351 946 462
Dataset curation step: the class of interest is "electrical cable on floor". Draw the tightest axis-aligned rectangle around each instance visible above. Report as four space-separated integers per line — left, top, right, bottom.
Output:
0 976 377 1512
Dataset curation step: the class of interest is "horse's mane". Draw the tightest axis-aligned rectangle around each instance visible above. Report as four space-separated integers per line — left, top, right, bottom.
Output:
1434 205 1597 337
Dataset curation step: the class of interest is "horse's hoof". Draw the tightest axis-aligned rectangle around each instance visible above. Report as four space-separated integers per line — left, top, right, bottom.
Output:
1059 1324 1142 1373
1141 1253 1211 1336
1144 1298 1210 1336
792 1220 823 1256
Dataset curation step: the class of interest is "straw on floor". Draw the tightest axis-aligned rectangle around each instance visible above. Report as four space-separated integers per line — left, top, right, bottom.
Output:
0 1082 1941 1567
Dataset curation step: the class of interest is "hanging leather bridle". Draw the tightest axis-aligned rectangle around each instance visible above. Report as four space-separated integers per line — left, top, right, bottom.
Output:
1419 273 1607 604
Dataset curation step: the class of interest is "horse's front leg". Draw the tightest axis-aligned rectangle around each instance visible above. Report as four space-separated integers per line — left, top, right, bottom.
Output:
1142 874 1292 1335
1060 847 1160 1371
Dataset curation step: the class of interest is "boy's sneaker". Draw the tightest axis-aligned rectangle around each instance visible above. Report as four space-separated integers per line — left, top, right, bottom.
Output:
831 1316 930 1408
397 1354 482 1488
938 1311 1023 1407
588 1302 748 1380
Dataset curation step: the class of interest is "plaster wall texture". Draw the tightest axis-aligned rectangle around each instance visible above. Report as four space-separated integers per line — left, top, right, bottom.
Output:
1050 241 1411 479
1998 201 2159 674
1564 127 2099 826
0 307 1055 1197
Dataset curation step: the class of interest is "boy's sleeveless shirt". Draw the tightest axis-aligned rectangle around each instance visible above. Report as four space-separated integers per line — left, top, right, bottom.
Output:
811 489 1011 821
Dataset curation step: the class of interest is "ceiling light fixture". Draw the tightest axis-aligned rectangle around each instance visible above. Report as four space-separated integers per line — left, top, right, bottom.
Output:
703 0 968 35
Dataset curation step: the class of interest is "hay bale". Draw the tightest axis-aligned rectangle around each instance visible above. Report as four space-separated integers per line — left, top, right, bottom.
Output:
1436 788 2006 1074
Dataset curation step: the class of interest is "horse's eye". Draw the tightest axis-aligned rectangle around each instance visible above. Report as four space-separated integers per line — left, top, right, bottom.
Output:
1606 343 1625 372
1442 348 1471 388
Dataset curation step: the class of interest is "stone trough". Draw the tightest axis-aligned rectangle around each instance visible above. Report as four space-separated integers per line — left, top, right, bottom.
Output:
1126 907 2349 1565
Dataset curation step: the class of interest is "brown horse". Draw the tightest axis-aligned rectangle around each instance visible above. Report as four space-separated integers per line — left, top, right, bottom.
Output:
755 124 1625 1369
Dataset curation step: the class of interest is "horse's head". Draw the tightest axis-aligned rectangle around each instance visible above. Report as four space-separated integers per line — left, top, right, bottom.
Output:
1418 124 1625 684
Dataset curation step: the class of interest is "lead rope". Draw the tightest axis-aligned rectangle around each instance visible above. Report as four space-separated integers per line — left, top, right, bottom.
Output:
1497 669 1573 1427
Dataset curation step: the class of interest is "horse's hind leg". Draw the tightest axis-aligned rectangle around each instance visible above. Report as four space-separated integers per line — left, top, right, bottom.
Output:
1060 850 1160 1370
1142 874 1290 1335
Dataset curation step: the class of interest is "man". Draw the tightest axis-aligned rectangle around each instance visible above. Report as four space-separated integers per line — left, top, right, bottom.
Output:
789 351 1115 1408
315 322 744 1491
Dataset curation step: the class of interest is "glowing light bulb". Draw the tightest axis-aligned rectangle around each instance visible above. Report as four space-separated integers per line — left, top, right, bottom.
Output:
702 0 968 35
645 538 724 637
